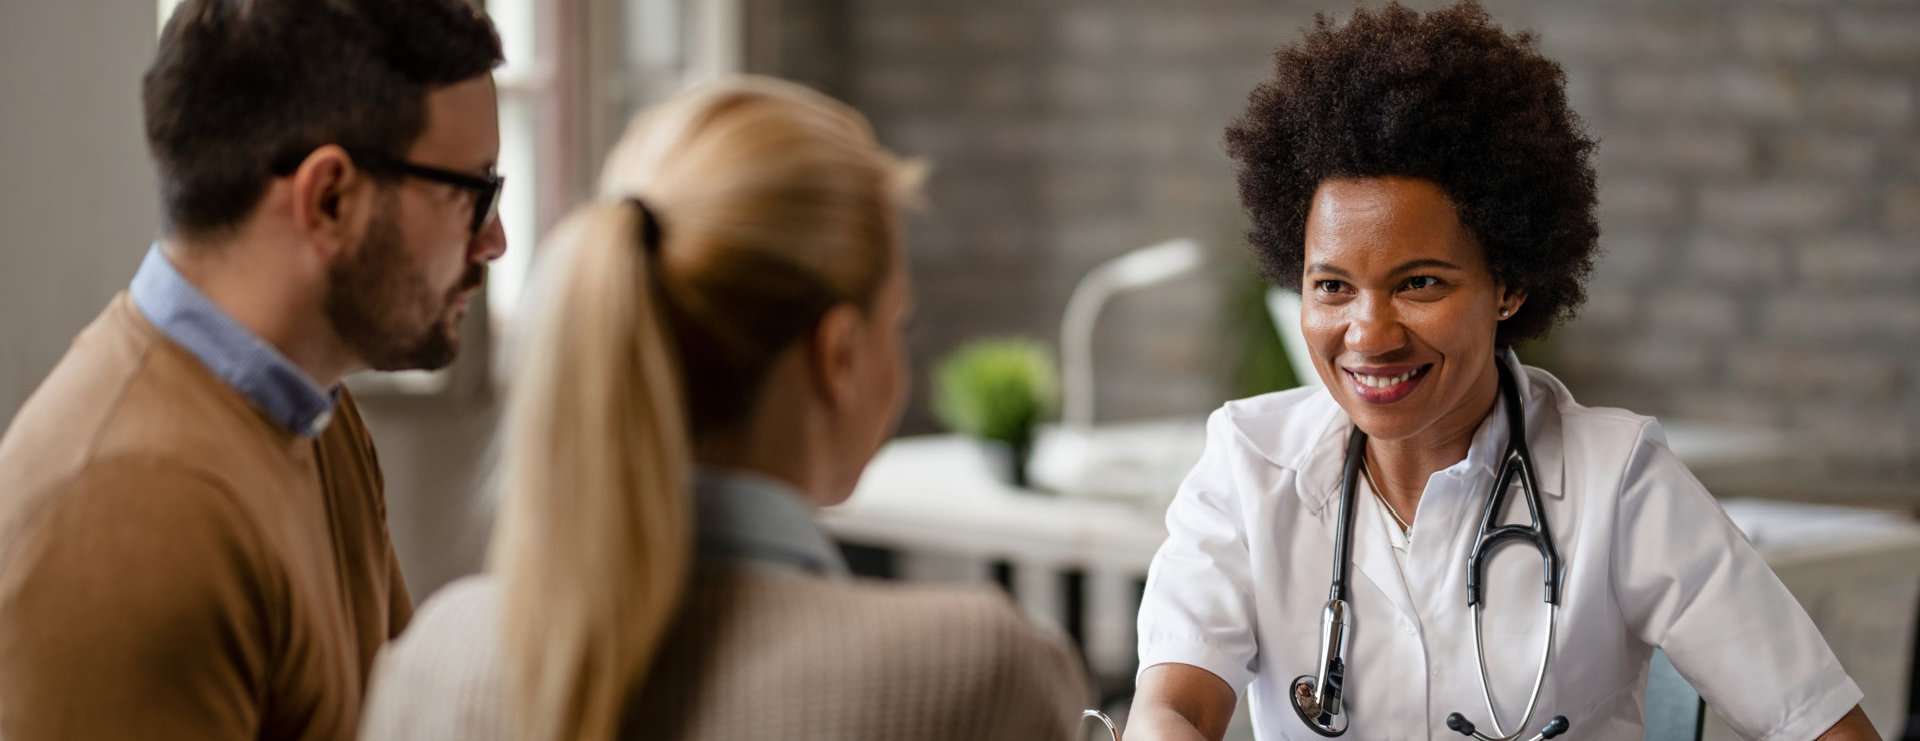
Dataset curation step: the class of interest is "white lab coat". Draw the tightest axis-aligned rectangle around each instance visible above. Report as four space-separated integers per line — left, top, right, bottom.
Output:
1138 353 1861 741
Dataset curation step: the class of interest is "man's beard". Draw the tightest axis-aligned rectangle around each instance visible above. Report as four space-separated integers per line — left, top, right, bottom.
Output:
323 205 484 372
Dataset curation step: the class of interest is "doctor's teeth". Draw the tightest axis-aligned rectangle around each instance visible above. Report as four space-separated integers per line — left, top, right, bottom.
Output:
1357 370 1414 388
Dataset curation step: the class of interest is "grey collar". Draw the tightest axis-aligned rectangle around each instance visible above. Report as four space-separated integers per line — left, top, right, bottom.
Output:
693 468 849 577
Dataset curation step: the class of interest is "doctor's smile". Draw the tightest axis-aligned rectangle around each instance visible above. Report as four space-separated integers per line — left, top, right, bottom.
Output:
1341 364 1429 403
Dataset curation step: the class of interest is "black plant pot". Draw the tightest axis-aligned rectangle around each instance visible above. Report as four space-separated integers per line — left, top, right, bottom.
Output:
976 436 1037 491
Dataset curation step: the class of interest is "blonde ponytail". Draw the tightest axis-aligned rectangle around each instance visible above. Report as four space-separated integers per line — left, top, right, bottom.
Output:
490 201 689 741
486 75 922 741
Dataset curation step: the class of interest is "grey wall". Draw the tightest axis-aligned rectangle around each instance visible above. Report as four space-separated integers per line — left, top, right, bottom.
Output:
761 0 1920 498
0 1 161 417
1525 3 1920 487
764 0 1261 428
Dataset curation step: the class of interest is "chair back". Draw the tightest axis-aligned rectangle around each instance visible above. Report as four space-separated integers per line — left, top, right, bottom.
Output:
1645 648 1705 741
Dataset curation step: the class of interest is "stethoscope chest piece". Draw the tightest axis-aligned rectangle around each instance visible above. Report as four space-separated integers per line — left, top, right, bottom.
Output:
1290 671 1349 736
1290 592 1354 736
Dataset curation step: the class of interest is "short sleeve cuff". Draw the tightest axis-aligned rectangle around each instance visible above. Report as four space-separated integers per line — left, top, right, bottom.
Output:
1137 638 1256 692
1752 666 1862 741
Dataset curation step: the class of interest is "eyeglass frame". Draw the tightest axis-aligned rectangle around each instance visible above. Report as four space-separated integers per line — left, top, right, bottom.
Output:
348 149 503 238
269 147 504 238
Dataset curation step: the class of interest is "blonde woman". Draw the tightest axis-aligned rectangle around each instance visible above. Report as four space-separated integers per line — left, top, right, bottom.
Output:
358 76 1090 740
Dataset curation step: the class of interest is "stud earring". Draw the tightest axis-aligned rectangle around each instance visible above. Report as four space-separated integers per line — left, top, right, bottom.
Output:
1499 308 1510 317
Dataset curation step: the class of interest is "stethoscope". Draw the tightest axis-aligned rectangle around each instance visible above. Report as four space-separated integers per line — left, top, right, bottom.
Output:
1289 358 1569 741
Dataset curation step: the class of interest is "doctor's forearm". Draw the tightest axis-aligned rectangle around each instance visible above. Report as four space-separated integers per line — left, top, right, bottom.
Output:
1122 708 1214 741
1126 664 1234 741
1813 706 1880 741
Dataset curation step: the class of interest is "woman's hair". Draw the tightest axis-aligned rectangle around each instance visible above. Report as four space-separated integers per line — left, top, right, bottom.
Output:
1225 1 1599 346
487 76 922 741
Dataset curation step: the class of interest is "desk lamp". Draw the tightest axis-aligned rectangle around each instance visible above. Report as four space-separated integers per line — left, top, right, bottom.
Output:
1033 238 1205 495
1059 238 1206 429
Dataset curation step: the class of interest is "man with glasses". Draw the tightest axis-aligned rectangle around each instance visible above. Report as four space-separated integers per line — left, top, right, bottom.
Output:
0 1 504 739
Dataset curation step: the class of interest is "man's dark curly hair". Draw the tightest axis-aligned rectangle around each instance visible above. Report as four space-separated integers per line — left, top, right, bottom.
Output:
1225 1 1598 346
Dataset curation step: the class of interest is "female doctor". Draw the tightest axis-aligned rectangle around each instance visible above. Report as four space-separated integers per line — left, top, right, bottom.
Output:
1128 3 1879 740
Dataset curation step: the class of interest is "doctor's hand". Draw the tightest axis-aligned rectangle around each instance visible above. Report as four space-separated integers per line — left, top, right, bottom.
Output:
1124 663 1236 741
1814 705 1881 741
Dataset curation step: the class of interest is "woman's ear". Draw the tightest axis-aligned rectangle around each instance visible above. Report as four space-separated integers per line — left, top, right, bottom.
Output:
807 303 866 411
1497 285 1528 320
288 144 376 260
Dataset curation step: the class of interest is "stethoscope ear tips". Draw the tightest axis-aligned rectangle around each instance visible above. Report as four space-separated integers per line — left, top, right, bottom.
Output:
1541 716 1570 738
1446 713 1476 736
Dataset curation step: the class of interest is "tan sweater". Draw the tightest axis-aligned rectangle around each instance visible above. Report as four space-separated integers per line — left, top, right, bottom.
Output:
0 294 412 740
362 567 1092 740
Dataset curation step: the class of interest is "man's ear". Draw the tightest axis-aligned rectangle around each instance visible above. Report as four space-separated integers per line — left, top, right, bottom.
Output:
287 144 375 260
808 303 865 412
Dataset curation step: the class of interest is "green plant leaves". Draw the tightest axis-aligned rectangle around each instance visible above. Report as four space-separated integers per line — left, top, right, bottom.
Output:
930 338 1058 446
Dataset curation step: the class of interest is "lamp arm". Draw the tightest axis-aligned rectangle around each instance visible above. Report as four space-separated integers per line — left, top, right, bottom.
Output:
1058 239 1205 431
1059 276 1116 431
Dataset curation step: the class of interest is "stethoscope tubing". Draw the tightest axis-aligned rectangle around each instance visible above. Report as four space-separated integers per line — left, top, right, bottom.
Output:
1330 428 1367 605
1286 429 1371 736
1464 361 1564 608
1462 602 1558 740
1290 357 1570 740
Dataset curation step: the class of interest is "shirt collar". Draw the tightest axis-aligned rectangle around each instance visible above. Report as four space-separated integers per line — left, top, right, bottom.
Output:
129 244 339 438
693 467 849 577
1487 349 1566 500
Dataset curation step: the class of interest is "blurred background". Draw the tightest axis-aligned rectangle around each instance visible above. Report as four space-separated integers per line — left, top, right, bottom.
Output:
3 0 1917 657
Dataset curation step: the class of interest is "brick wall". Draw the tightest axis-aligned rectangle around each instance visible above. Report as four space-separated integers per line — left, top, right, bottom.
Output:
753 0 1920 493
1514 2 1920 491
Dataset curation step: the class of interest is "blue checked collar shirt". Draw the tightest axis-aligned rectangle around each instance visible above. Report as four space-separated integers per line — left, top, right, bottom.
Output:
129 244 339 438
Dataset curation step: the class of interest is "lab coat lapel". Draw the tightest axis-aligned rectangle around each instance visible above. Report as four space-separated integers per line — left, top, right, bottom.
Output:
1350 505 1420 619
1289 413 1419 621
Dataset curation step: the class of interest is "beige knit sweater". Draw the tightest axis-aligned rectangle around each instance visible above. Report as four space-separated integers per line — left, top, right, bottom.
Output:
361 566 1092 740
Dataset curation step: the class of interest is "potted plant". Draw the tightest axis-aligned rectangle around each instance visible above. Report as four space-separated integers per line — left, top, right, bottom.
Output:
931 338 1059 489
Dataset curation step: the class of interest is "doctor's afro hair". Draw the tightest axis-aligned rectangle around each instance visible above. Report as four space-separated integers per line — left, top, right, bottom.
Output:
1225 1 1599 346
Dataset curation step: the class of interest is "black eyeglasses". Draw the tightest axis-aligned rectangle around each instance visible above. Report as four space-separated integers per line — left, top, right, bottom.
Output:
346 149 504 238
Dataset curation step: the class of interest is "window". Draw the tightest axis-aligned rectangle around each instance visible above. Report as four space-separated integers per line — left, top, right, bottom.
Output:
483 0 563 332
483 0 742 328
